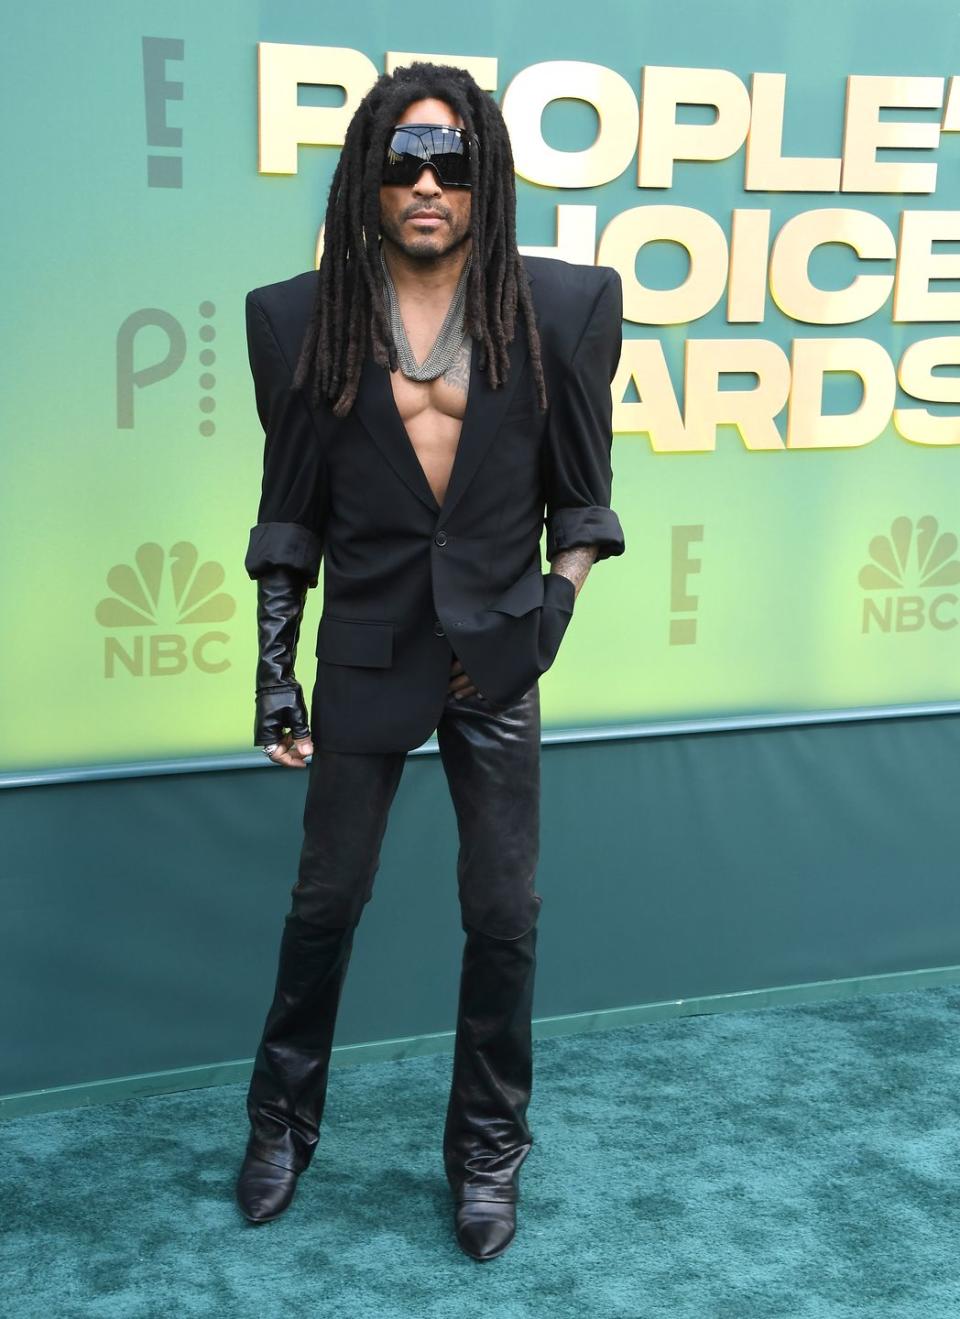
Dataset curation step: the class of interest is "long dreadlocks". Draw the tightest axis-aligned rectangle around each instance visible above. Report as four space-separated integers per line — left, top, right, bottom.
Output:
291 62 547 418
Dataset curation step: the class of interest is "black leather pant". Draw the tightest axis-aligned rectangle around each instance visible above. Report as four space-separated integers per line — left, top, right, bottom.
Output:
244 680 543 1189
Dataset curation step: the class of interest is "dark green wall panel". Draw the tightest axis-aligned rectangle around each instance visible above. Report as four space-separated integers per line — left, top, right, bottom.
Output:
2 713 958 1098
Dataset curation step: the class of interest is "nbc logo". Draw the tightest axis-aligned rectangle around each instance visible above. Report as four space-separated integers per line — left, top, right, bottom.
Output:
95 542 236 676
858 516 960 634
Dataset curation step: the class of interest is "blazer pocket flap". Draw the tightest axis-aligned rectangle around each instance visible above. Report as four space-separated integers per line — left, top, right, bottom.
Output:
488 567 546 617
316 617 394 667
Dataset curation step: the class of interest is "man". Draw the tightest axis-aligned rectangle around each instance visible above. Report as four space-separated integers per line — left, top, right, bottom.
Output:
235 61 626 1262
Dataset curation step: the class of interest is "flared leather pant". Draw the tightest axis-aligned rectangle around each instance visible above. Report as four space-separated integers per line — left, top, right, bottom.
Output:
244 679 543 1196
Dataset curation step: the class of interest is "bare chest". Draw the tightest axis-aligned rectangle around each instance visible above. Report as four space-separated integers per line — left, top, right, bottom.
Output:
388 337 472 509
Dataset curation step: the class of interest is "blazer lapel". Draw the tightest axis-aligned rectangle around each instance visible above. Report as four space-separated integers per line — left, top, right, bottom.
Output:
440 328 529 523
352 352 439 515
353 325 531 524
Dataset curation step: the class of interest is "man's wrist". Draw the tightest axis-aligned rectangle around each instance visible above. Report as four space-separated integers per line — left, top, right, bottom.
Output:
550 544 599 599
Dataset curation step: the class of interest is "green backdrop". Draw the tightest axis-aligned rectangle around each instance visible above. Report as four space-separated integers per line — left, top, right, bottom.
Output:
3 0 958 777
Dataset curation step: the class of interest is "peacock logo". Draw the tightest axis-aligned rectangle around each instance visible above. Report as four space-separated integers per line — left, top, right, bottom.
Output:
95 542 236 676
859 516 960 634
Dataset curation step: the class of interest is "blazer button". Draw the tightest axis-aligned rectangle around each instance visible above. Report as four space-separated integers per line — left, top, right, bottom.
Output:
433 620 445 636
434 531 447 546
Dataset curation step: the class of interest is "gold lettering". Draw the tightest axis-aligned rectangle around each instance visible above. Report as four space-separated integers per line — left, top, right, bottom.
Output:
257 43 378 173
745 73 841 192
894 336 960 446
942 76 960 131
501 61 639 187
787 338 896 448
727 209 771 322
598 205 727 323
893 211 960 321
612 339 691 449
841 75 943 193
638 66 751 188
769 209 895 323
685 339 790 450
519 205 598 264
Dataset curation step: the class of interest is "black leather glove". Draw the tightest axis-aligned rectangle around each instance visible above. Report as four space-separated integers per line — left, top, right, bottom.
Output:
253 565 312 749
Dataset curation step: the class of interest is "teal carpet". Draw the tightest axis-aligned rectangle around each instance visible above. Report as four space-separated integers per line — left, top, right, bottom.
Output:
2 985 960 1318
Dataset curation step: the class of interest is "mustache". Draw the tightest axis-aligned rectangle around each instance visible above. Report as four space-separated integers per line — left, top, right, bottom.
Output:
404 205 451 221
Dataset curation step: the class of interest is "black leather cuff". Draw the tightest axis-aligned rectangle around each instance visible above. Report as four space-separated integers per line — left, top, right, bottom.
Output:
253 566 311 747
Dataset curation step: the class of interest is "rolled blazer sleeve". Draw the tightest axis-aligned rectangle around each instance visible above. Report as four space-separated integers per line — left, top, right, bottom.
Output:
542 267 626 563
243 290 327 588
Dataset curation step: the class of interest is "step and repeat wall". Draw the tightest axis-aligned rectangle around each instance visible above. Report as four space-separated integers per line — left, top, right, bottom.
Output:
3 0 958 775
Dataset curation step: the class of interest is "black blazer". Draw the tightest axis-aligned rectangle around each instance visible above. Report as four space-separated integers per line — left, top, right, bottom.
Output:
243 254 626 753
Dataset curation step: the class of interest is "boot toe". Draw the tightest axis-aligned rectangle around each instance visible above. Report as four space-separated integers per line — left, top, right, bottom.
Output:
236 1154 299 1223
454 1200 517 1260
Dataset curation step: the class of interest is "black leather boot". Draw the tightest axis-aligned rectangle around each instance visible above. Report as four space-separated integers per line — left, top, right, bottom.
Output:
235 1153 299 1225
443 921 539 1261
236 914 357 1223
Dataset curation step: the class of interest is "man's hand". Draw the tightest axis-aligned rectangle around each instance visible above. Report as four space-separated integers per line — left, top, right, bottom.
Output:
264 730 314 768
256 681 313 767
449 655 480 699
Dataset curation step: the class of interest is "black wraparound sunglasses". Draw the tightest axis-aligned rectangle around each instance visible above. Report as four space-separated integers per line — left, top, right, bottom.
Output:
382 123 479 189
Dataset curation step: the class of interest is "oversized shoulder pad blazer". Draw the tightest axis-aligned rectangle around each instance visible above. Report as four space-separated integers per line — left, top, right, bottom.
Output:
243 253 626 753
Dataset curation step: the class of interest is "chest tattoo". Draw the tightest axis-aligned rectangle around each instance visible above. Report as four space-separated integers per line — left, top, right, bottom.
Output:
442 337 472 397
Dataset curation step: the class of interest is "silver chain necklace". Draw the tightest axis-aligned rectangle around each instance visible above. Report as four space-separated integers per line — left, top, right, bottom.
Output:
379 244 471 381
